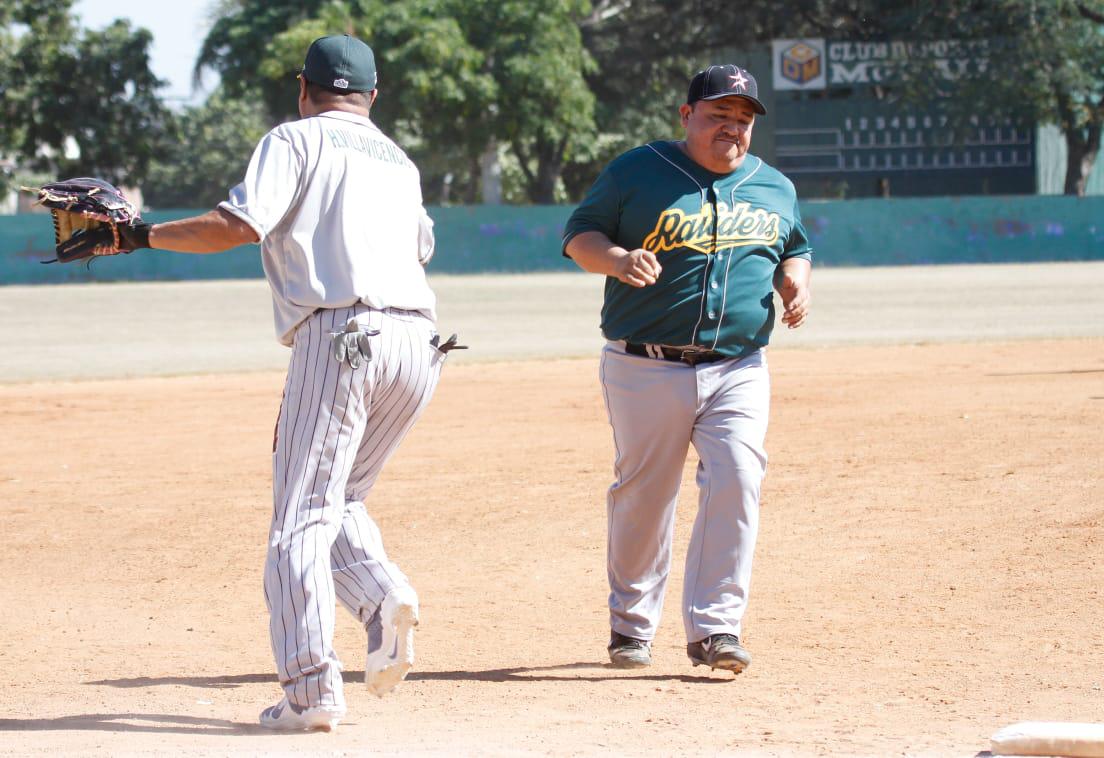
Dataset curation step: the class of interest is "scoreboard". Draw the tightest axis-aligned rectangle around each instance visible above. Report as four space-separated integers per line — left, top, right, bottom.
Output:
768 39 1036 198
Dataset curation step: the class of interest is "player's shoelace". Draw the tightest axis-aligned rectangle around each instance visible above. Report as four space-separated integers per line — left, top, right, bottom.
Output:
612 633 649 650
710 633 741 648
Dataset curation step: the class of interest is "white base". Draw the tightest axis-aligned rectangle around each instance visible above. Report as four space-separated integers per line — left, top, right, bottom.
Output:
991 722 1104 757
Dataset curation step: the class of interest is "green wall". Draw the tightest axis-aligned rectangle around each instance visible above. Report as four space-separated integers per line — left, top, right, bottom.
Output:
799 195 1104 266
1 196 1101 284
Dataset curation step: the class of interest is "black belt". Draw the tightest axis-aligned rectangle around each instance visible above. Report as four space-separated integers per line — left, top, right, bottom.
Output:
624 342 729 366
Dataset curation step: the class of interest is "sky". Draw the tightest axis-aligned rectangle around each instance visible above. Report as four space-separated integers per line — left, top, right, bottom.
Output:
72 0 221 107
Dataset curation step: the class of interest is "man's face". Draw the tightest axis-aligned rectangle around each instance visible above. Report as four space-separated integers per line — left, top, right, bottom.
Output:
679 97 757 173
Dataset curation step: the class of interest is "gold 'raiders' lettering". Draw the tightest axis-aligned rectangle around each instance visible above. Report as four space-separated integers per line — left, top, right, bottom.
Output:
642 202 781 254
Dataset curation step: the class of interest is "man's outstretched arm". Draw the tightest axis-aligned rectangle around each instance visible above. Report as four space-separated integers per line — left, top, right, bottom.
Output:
147 208 260 254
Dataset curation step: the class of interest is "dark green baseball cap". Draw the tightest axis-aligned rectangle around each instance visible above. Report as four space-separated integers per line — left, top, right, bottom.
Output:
301 34 377 92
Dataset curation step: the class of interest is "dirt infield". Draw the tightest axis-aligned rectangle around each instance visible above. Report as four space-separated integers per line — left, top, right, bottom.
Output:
0 270 1102 756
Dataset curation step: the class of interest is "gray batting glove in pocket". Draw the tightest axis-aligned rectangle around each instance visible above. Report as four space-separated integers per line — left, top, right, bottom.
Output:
330 318 380 369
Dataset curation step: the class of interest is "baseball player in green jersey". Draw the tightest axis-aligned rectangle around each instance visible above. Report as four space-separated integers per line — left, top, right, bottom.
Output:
563 64 812 673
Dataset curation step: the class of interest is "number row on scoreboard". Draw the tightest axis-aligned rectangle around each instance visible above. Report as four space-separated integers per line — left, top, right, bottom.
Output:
775 148 1033 173
844 128 1030 148
842 115 1024 131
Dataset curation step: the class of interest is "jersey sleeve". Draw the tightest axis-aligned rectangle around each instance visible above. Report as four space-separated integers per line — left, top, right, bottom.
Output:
218 132 304 242
561 164 621 257
781 197 814 261
416 208 435 265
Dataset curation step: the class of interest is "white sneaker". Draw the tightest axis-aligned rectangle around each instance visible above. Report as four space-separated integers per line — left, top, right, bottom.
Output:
259 697 344 731
365 585 419 697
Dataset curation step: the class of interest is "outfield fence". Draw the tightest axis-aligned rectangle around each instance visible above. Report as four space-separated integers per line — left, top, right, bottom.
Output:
2 196 1101 284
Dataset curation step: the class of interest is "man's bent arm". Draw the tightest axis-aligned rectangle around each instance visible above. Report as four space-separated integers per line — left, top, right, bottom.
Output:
565 230 661 288
149 208 260 254
774 257 812 329
775 256 811 291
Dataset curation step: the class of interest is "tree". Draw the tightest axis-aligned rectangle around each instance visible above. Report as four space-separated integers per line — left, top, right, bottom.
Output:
198 0 595 203
583 0 1104 196
143 92 270 209
818 0 1104 196
572 0 836 198
197 0 1104 201
257 0 498 203
937 0 1104 195
0 0 170 190
463 0 596 203
195 0 332 124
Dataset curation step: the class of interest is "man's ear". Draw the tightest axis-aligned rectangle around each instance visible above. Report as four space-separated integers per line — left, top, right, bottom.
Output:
679 102 692 126
297 76 310 116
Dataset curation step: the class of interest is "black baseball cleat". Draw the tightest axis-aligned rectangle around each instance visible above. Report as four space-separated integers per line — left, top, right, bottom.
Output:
608 630 652 668
687 633 751 674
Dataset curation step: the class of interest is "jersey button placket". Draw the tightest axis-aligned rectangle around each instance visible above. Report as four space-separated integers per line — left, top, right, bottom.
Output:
707 250 723 319
704 261 720 319
705 261 720 320
704 183 722 324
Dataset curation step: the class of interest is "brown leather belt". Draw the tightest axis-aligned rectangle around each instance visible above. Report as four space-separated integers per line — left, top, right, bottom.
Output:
624 342 728 366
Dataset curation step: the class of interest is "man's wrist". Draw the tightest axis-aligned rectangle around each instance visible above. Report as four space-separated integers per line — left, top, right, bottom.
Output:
608 247 631 278
121 222 152 250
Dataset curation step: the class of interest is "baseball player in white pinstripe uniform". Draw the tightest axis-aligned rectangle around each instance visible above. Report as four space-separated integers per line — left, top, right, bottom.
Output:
107 35 458 730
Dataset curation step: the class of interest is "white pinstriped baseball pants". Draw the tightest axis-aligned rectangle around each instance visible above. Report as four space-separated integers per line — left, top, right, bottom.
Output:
265 303 444 709
600 342 769 644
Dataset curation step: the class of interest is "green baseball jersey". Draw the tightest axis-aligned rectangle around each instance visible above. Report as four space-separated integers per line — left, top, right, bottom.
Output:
563 140 812 357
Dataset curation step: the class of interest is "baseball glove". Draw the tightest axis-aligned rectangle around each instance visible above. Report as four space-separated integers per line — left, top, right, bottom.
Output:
24 178 150 264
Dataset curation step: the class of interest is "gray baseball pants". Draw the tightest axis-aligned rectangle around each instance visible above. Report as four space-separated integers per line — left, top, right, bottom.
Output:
599 341 769 644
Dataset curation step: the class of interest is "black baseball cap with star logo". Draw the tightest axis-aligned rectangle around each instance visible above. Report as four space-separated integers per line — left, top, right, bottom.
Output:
301 34 377 93
687 64 766 115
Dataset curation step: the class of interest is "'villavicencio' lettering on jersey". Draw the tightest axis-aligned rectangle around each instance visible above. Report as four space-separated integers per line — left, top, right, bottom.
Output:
326 128 413 168
642 202 780 254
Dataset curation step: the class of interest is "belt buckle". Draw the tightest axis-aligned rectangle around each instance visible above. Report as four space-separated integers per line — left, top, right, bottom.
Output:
679 348 709 366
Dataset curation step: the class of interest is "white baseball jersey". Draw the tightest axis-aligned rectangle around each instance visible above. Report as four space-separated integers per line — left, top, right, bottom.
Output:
219 110 436 346
220 109 447 712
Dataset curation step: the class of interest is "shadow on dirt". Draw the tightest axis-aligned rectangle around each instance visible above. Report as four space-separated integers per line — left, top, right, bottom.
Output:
413 661 736 684
87 661 736 689
87 673 275 689
0 713 271 735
